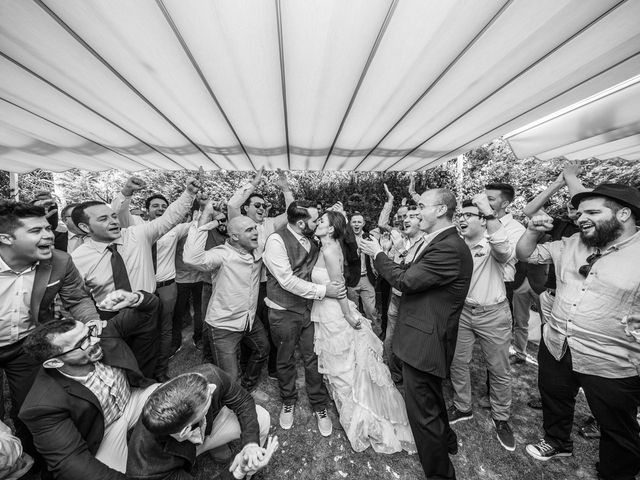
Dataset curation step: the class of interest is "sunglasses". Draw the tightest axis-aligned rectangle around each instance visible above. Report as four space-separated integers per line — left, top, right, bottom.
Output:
251 202 266 209
51 325 99 358
578 250 602 277
407 205 419 211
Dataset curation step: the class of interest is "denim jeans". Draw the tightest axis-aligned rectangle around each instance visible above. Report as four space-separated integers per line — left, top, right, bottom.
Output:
173 281 203 350
207 320 269 392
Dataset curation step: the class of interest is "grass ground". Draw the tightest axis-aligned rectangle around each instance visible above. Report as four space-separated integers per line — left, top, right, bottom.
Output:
4 322 599 480
167 325 599 480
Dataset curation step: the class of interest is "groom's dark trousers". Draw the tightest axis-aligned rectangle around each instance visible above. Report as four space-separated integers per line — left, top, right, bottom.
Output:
269 307 328 410
374 226 473 480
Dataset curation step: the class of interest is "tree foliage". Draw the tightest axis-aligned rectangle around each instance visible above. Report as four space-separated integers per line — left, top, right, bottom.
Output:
2 139 638 224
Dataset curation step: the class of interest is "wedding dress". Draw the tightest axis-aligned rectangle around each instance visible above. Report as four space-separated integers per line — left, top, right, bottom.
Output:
311 264 416 454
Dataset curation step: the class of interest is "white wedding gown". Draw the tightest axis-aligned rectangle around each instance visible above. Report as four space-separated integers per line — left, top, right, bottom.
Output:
311 264 416 454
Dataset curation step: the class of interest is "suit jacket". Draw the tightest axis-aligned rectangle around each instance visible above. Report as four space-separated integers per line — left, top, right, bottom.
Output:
374 226 473 378
126 364 260 480
32 249 100 325
54 230 68 252
19 294 157 480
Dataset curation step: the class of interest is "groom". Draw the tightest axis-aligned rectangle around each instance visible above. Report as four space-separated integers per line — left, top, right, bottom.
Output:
263 201 346 436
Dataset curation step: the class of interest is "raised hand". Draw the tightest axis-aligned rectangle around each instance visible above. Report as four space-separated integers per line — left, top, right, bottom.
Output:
251 166 265 187
563 160 582 179
274 168 290 191
121 176 146 197
471 193 494 217
185 176 201 195
527 212 554 232
383 183 394 202
359 237 382 258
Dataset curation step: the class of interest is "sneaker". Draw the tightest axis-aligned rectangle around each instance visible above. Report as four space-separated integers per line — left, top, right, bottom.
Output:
279 404 295 429
494 419 516 451
447 405 473 425
525 439 572 461
314 408 333 437
249 388 270 404
509 354 526 365
579 416 601 439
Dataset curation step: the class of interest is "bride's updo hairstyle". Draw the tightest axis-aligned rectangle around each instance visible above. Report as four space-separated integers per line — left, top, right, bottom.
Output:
323 211 360 288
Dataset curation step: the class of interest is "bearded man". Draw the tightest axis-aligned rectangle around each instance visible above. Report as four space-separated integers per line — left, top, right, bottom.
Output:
516 184 640 480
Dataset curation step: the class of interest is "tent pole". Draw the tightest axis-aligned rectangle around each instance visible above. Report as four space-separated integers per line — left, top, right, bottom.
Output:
9 172 19 200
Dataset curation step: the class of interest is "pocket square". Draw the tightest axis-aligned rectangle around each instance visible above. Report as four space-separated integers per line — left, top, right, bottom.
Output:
46 280 60 287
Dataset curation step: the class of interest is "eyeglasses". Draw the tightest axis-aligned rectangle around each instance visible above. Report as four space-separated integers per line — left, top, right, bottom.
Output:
250 202 267 209
51 325 99 358
455 212 482 221
407 205 419 211
578 250 602 277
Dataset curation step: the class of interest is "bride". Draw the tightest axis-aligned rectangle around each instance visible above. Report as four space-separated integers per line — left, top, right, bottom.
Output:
311 210 415 454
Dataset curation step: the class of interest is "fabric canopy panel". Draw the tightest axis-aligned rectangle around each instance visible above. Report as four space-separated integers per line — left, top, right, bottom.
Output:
0 0 639 173
506 74 640 161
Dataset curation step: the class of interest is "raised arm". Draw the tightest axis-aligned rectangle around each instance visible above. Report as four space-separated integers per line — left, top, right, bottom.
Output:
322 244 361 329
408 173 421 204
472 193 514 263
516 212 554 261
377 184 394 231
271 168 294 230
523 172 566 219
111 176 146 228
183 203 227 271
562 161 589 197
228 167 264 220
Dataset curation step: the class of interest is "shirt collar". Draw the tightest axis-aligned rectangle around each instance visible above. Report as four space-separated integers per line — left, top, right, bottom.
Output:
224 240 260 261
87 236 123 252
600 227 640 254
0 255 38 274
287 224 309 243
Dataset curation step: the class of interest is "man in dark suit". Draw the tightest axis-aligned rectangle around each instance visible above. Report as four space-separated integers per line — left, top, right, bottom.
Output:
361 188 473 480
0 200 102 464
19 291 160 480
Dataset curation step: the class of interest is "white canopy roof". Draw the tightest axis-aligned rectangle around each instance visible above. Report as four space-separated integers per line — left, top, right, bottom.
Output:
1 0 639 173
506 74 640 161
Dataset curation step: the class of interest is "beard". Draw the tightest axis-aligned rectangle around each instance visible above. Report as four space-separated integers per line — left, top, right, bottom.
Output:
580 216 623 248
301 223 316 238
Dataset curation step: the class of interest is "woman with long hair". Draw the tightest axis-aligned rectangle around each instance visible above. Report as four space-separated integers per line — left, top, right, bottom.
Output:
311 210 415 454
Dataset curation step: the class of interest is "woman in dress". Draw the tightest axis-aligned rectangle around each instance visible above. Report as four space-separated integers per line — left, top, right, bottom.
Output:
311 210 415 454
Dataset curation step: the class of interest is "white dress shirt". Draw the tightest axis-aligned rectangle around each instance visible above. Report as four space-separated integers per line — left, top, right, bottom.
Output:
72 191 195 303
262 225 327 310
0 257 36 346
498 213 526 282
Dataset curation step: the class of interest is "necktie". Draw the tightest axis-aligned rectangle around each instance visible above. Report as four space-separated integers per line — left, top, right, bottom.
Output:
151 242 158 273
106 244 132 291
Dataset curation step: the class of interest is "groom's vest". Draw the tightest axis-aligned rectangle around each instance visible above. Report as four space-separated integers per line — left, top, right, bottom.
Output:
266 227 319 314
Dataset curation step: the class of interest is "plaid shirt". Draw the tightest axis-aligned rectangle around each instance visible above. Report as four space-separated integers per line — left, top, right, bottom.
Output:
76 362 131 427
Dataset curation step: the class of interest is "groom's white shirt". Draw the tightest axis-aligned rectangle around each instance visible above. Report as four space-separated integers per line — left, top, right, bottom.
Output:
263 225 327 310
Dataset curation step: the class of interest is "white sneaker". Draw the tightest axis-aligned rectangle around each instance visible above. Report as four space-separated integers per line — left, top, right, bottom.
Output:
279 404 295 429
315 408 333 437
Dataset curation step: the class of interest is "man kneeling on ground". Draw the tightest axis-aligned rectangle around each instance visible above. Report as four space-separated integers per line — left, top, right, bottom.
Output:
127 366 271 480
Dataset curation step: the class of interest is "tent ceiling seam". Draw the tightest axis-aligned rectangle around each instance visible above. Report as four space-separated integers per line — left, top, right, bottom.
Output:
155 0 252 171
321 0 399 171
36 0 221 170
389 0 631 171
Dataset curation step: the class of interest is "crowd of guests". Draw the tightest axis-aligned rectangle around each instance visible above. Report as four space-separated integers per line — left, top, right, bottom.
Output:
0 162 638 480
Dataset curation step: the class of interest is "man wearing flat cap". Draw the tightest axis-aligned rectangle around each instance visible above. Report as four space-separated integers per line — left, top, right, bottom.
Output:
516 183 640 480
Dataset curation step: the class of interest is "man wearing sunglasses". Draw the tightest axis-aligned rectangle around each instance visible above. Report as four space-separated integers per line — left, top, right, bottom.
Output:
18 289 160 480
516 183 640 480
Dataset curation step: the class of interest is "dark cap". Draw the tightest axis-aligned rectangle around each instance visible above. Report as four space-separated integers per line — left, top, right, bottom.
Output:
571 183 640 218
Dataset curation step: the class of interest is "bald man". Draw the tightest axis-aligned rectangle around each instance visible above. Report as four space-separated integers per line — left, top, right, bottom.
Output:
183 205 269 398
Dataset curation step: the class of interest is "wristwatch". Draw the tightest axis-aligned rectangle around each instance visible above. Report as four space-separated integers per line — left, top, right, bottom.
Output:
483 214 497 221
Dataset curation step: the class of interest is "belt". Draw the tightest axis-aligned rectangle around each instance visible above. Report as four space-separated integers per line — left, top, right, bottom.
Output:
464 299 508 312
156 278 175 289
